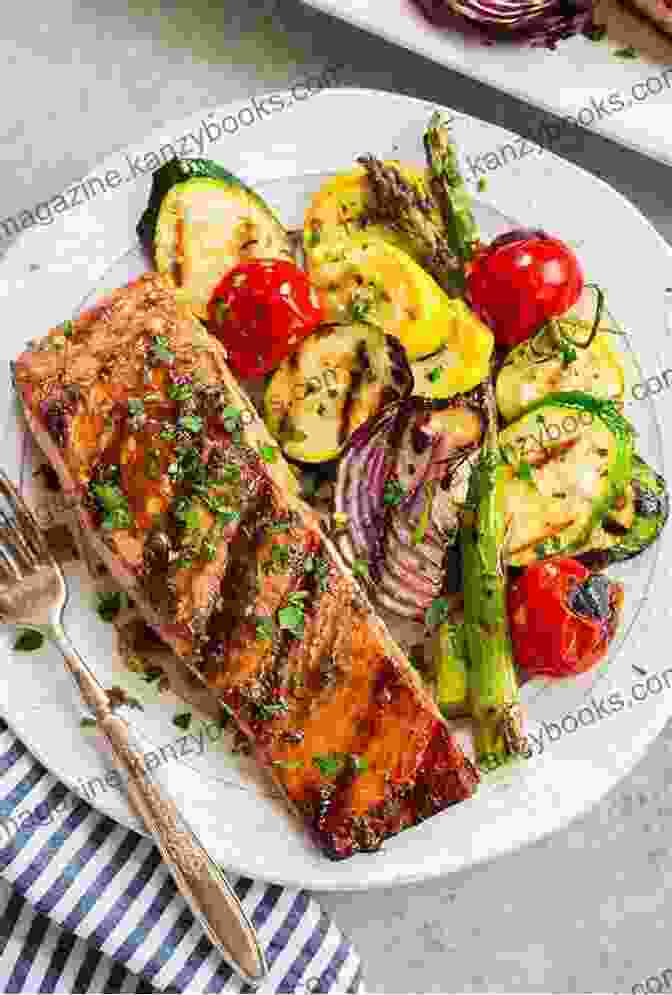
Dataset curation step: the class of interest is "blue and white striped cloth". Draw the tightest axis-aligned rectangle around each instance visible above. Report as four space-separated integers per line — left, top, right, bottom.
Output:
0 719 364 993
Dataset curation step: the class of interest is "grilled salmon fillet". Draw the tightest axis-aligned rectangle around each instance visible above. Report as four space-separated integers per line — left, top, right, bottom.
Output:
14 272 479 859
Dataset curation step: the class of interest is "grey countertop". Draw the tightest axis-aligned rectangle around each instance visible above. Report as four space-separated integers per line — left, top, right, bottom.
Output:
2 2 672 992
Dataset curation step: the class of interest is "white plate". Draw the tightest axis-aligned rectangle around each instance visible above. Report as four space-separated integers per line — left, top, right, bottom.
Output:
0 88 671 891
303 0 672 167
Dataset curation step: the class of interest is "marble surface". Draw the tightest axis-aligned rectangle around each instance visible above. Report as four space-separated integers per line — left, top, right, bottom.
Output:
1 1 672 991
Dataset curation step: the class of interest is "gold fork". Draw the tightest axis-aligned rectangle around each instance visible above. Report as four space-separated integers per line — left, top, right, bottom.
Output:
0 469 268 987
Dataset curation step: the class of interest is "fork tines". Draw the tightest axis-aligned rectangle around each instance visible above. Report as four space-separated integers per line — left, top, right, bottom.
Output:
0 471 51 580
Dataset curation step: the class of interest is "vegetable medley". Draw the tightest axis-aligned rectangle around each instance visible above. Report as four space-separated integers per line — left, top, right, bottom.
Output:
135 114 669 774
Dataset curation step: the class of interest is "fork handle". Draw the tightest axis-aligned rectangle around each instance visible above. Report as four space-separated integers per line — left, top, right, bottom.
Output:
52 624 268 988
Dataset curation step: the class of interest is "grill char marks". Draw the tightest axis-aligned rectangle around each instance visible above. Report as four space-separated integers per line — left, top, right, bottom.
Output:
15 272 480 860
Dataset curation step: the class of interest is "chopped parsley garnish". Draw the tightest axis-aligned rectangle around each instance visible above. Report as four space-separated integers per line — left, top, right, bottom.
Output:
278 591 309 638
614 45 637 58
215 463 241 484
255 698 289 721
312 753 368 778
426 367 442 384
62 320 73 338
266 543 290 573
145 449 162 480
127 398 145 417
178 414 203 434
80 717 97 729
255 616 274 641
352 558 370 580
304 554 329 593
515 460 535 484
259 445 279 463
425 596 450 629
90 481 133 530
167 380 194 401
150 334 175 364
558 338 577 367
13 629 44 652
160 424 177 441
172 712 192 730
221 406 242 440
97 590 128 622
349 296 371 322
272 759 304 770
383 479 406 507
214 299 230 323
308 227 321 247
172 497 201 531
201 492 240 526
104 415 114 431
141 667 164 684
267 519 291 535
202 539 217 561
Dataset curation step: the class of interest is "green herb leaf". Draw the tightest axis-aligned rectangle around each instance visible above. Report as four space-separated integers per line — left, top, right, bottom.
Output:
178 414 203 434
96 590 128 622
172 712 192 730
90 481 133 531
259 445 279 463
255 698 289 721
383 479 406 507
214 299 230 324
202 539 217 561
79 716 97 729
426 367 442 384
278 591 308 638
172 497 201 531
150 334 175 364
62 320 73 338
127 398 144 417
614 45 637 58
160 424 177 441
425 596 450 629
13 629 44 652
141 667 164 684
304 554 329 593
145 448 162 480
312 752 368 778
312 753 345 777
255 616 274 641
352 558 369 580
515 460 535 484
272 759 304 770
167 381 193 401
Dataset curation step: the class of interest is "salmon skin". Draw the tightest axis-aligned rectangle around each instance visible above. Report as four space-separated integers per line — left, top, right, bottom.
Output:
14 273 479 860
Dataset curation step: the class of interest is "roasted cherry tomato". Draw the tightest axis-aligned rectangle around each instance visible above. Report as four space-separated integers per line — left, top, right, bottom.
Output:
208 259 323 378
508 557 623 679
466 229 584 348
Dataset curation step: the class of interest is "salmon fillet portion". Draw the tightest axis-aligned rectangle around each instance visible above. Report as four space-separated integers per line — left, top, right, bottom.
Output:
14 272 479 860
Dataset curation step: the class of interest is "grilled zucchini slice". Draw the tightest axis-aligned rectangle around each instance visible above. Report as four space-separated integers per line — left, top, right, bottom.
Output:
263 321 412 463
576 454 669 567
498 392 634 567
137 158 292 319
496 323 625 423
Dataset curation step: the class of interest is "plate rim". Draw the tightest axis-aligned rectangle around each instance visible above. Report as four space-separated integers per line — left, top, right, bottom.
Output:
1 85 672 890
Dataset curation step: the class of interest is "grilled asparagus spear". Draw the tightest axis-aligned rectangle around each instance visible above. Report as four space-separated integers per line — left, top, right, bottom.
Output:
423 111 479 281
461 378 525 769
356 155 463 297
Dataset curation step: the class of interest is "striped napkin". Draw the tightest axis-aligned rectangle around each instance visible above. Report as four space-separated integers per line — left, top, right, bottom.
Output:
0 718 364 993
